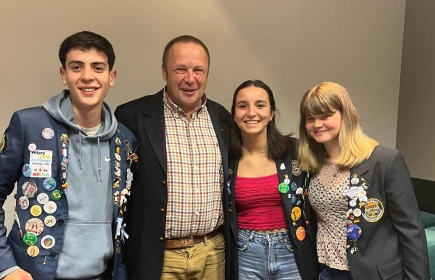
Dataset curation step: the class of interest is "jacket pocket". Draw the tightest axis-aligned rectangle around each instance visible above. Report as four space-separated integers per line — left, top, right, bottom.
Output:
376 254 404 280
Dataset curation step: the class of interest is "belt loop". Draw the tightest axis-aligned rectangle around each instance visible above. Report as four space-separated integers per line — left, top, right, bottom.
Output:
248 230 255 241
203 234 208 244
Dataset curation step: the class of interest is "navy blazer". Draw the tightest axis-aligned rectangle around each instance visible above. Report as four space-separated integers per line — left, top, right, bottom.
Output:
227 138 320 280
305 146 430 280
0 107 138 280
114 89 235 280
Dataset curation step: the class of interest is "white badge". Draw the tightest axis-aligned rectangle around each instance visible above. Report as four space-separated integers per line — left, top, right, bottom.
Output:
29 150 53 178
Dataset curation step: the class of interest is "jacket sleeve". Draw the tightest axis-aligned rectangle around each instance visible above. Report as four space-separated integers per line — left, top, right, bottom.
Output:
0 111 26 272
383 150 430 279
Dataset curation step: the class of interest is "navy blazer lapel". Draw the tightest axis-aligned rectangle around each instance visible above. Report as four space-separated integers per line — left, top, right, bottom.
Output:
208 103 230 181
350 156 370 177
143 90 167 174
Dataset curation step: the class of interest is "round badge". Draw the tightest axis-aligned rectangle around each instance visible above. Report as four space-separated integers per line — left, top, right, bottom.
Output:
346 224 362 240
290 182 298 192
291 207 302 221
351 177 359 185
18 196 30 210
51 190 62 201
41 235 55 249
362 198 384 222
23 232 37 246
115 137 121 145
284 178 290 184
114 153 121 161
27 245 40 257
30 205 43 217
42 178 56 191
349 199 357 207
42 128 55 140
295 226 306 241
291 194 297 205
28 143 37 152
44 201 57 214
25 218 44 236
37 193 49 204
353 208 362 217
296 187 303 195
22 164 32 177
44 215 57 227
278 183 289 194
22 181 38 198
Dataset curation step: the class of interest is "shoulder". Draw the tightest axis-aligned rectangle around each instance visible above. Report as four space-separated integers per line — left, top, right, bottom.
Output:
116 91 162 113
369 145 401 161
206 98 232 123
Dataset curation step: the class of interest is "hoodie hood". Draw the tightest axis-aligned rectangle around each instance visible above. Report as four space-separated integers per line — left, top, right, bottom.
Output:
42 89 118 140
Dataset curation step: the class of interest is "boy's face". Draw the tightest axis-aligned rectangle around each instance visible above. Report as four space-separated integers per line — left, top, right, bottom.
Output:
60 47 116 113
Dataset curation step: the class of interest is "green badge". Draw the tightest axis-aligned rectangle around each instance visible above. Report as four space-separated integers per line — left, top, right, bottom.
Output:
51 190 62 201
278 183 289 194
23 232 37 246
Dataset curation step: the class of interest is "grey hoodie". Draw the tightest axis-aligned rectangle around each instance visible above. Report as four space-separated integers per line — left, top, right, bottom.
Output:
43 90 116 279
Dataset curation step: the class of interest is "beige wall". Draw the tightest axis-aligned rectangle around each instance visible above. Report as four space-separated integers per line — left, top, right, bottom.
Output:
0 1 405 231
397 1 435 181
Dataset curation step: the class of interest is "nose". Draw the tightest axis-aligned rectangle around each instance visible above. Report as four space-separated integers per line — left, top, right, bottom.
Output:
247 106 256 117
184 69 195 85
313 118 323 128
81 67 94 82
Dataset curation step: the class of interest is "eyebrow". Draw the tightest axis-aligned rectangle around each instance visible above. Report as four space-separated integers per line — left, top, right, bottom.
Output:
67 61 107 67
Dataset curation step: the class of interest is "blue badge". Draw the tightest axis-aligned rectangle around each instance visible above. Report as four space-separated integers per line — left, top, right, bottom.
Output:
291 194 297 204
346 224 362 240
291 182 298 192
43 178 56 191
22 164 32 177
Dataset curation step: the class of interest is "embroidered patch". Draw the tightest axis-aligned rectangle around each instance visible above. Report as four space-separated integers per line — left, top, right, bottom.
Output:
362 198 384 222
0 133 6 153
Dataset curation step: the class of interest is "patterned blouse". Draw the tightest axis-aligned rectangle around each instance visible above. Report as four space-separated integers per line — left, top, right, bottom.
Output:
309 163 350 270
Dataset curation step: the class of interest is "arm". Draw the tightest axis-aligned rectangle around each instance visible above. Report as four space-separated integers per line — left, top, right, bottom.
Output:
0 111 26 273
383 150 430 280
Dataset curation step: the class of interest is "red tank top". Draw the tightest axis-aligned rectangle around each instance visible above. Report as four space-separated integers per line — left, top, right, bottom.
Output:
235 174 287 230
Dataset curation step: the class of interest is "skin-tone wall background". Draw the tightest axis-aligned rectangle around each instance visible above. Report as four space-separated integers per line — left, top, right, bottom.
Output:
0 0 406 231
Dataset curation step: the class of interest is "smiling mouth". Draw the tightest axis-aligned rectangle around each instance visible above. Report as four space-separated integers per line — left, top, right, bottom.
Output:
244 121 260 124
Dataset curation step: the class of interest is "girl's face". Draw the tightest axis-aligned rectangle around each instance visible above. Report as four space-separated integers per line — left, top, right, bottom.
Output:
234 86 274 138
305 109 341 147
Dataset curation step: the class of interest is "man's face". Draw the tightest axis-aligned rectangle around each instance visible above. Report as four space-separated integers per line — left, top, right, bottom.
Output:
162 42 209 115
60 48 116 113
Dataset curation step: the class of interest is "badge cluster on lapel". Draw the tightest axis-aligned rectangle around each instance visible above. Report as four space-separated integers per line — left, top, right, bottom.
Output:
278 160 307 241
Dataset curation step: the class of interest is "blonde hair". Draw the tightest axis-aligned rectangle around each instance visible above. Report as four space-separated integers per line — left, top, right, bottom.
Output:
298 82 378 174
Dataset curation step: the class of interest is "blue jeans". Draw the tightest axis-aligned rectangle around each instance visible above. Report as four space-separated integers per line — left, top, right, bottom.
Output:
237 229 301 280
319 264 353 280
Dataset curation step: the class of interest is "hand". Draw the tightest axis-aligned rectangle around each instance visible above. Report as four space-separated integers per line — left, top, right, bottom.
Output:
3 269 33 280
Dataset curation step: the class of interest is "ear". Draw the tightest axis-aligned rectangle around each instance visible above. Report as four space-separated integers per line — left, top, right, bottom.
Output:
59 67 67 85
161 65 167 82
109 70 117 87
270 110 275 121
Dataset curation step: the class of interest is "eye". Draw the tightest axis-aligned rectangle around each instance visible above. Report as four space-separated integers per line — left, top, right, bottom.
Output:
71 65 82 71
174 68 187 74
237 104 247 109
305 116 314 122
256 103 266 108
193 68 205 75
94 65 105 72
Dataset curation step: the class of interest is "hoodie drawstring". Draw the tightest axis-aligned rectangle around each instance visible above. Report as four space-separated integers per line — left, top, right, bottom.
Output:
78 131 82 169
97 137 102 182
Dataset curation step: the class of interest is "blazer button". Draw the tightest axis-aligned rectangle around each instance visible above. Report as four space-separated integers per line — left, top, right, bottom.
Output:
160 208 166 213
49 251 56 258
162 181 166 185
159 237 165 241
57 219 65 225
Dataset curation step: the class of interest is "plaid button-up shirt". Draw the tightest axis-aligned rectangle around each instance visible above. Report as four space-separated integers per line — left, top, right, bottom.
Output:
163 93 224 238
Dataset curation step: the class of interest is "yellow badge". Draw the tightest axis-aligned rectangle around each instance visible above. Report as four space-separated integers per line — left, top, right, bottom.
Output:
362 198 384 222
